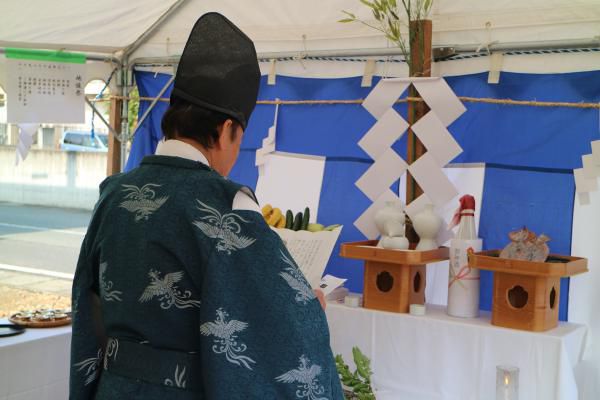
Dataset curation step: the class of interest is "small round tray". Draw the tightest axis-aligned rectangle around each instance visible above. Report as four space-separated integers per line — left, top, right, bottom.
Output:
0 324 26 337
9 310 72 328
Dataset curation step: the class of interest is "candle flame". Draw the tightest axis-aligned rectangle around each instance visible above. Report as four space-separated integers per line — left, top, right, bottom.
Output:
504 375 510 386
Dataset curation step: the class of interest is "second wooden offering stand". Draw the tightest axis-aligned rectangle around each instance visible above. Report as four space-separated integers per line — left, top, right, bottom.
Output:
468 250 588 331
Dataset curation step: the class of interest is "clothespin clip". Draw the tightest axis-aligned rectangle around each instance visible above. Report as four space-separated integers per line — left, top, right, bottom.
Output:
476 22 502 84
488 52 504 84
268 59 277 86
361 59 377 87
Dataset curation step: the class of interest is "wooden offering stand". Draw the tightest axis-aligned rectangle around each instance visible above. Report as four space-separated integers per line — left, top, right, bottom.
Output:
341 241 449 313
468 250 588 331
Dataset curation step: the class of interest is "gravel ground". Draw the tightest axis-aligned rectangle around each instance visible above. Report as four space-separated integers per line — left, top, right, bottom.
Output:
0 285 71 319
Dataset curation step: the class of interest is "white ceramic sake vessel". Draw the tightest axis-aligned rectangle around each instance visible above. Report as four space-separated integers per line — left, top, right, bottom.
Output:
412 203 442 251
374 200 409 250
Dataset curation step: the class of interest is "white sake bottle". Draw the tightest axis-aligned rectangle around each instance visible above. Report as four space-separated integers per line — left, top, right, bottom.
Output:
447 195 483 318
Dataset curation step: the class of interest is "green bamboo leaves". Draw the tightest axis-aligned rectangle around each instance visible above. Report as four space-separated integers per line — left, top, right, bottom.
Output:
339 0 434 71
335 347 376 400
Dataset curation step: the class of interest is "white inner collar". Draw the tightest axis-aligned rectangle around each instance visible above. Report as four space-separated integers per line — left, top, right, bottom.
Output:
155 139 210 166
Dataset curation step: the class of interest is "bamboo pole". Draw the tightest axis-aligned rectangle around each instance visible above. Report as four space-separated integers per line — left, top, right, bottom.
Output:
405 19 433 244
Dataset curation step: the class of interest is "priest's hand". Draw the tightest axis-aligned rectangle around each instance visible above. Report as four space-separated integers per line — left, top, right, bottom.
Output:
314 289 326 310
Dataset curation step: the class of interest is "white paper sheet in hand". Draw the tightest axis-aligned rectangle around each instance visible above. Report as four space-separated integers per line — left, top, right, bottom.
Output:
274 227 342 288
358 108 409 159
355 148 408 202
318 275 347 297
409 153 458 207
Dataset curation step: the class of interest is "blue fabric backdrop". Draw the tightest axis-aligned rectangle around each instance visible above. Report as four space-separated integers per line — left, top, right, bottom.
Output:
126 69 600 321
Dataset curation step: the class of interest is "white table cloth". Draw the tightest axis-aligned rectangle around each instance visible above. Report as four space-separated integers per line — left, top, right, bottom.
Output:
0 320 71 400
326 303 588 400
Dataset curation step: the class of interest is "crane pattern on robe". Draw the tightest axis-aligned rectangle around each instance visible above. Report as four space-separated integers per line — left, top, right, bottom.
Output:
279 250 316 305
102 338 119 370
200 308 256 370
139 270 201 310
99 262 122 302
164 364 187 389
276 355 328 400
74 348 103 386
119 183 169 222
192 200 256 255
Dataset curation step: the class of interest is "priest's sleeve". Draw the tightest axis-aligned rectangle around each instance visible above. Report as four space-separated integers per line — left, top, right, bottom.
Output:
69 227 107 398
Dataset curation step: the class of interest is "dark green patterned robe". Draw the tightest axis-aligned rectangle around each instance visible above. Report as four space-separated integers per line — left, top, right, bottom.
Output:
69 155 344 400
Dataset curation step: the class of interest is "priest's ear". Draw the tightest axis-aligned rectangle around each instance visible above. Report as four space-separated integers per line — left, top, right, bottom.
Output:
216 118 242 149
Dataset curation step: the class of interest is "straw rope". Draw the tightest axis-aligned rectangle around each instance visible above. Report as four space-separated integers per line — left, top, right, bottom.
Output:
102 95 600 109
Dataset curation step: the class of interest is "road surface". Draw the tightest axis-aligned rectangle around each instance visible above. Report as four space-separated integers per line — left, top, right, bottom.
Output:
0 202 91 276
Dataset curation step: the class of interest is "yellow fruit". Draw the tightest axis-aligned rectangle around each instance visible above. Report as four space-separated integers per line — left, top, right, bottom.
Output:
261 204 273 218
267 208 282 226
275 216 286 228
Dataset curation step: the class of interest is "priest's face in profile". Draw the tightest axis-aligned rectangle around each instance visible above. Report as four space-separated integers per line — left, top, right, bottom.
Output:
212 118 244 176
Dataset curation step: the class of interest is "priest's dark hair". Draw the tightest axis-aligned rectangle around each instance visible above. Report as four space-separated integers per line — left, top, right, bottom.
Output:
161 96 241 149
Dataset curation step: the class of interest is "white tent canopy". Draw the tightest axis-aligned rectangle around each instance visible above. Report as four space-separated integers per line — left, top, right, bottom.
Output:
1 0 599 60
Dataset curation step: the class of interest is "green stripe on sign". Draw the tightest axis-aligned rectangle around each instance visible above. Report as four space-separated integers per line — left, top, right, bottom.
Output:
5 48 86 64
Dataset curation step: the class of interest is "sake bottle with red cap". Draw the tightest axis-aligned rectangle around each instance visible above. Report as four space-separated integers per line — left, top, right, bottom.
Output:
447 195 483 318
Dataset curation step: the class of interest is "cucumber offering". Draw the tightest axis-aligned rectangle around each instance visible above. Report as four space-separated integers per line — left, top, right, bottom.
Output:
301 207 310 231
285 210 294 229
292 212 303 231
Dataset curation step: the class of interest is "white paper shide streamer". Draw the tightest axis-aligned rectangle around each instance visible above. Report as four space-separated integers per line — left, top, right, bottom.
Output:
354 77 466 238
15 123 40 165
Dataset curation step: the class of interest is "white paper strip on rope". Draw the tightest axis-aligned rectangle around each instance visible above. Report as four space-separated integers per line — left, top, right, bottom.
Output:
6 59 85 124
354 189 400 240
15 123 39 165
355 148 408 202
411 78 467 126
575 139 600 205
255 101 279 170
592 140 600 164
583 154 600 178
409 153 459 207
574 168 598 192
358 108 409 160
362 80 410 119
411 112 463 166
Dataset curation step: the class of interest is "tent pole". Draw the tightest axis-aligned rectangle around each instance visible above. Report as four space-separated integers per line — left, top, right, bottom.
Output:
122 0 189 59
107 94 123 176
85 98 120 138
128 38 600 67
0 48 121 66
119 61 131 172
130 75 174 139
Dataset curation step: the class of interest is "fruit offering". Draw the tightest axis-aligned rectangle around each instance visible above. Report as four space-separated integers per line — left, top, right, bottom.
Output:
261 204 341 232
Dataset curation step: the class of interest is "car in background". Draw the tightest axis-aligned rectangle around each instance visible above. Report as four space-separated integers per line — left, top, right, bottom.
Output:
60 131 108 152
